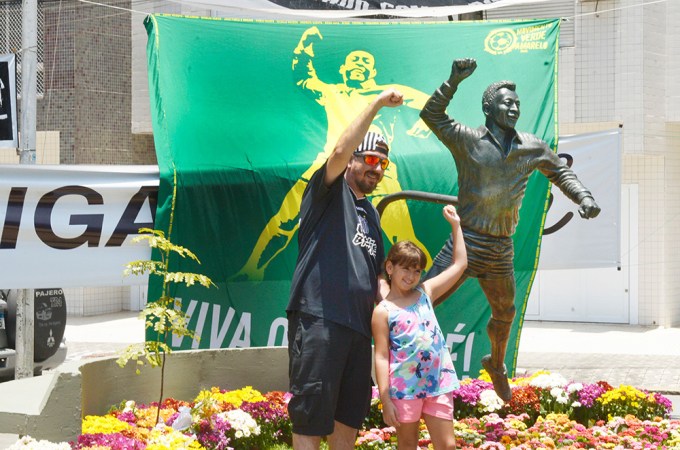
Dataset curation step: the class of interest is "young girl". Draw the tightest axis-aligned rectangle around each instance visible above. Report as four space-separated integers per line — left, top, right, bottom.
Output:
372 204 467 450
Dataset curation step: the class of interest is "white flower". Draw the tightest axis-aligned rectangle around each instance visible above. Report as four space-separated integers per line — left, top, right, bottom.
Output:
220 408 261 438
572 401 582 408
123 400 136 412
479 389 504 413
551 387 569 404
530 373 568 389
8 436 71 450
567 382 583 393
172 405 193 431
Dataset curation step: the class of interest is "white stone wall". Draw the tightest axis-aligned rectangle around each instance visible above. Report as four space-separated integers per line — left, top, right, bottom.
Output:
63 286 130 316
560 0 680 326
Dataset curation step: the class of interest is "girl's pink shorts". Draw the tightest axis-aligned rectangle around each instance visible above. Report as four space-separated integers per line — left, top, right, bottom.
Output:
392 392 454 423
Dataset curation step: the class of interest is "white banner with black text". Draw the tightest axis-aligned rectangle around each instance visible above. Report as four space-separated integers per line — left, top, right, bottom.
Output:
0 127 620 289
0 165 158 288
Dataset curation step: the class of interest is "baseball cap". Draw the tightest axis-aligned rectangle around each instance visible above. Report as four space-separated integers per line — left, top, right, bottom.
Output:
354 131 389 156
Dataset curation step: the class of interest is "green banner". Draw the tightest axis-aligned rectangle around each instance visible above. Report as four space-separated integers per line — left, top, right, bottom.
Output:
145 15 559 379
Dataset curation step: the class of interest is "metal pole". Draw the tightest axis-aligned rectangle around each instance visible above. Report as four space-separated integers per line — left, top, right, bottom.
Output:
376 190 458 217
15 290 34 378
19 0 37 165
16 0 38 379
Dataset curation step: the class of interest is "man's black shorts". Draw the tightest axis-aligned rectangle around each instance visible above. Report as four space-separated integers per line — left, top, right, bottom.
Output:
287 311 372 436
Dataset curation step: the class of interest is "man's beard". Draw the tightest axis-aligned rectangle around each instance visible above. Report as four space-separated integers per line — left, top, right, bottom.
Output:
355 172 381 195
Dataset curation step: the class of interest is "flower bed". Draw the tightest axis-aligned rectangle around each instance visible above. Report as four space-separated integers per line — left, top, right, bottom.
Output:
9 371 680 449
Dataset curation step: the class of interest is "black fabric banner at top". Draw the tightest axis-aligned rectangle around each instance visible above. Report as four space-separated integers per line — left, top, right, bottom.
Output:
267 0 527 11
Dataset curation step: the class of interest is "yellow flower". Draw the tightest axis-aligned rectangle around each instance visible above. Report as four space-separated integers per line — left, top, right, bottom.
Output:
127 426 150 442
506 417 529 431
542 437 556 448
82 415 131 434
133 407 177 429
478 369 492 383
194 386 265 408
147 426 204 449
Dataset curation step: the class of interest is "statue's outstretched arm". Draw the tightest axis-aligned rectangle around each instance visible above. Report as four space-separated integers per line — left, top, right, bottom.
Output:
539 145 601 219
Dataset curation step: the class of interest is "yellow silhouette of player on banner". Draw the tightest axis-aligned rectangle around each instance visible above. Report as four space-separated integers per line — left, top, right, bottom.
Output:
233 26 433 281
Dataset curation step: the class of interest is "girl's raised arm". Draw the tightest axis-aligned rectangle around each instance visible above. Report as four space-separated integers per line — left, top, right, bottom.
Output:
422 205 468 303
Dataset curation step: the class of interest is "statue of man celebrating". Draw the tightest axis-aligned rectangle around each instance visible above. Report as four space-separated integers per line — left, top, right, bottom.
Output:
420 58 601 402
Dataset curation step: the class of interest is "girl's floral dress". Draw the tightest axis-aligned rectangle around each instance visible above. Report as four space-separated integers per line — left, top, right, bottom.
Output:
381 287 459 400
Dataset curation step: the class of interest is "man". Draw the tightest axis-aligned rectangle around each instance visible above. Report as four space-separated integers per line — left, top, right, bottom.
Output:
420 59 601 402
287 88 403 450
231 26 432 281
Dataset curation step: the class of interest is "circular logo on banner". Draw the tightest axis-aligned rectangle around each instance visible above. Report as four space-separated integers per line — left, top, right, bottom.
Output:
484 29 517 55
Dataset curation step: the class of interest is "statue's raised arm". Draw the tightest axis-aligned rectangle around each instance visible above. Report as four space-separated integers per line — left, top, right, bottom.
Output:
419 58 478 157
448 58 477 87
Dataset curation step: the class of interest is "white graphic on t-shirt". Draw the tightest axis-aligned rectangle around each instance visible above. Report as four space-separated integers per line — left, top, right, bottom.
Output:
357 213 369 234
352 222 377 257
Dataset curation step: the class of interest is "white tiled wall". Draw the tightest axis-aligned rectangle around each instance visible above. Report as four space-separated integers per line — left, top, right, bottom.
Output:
662 2 680 326
562 0 680 326
0 131 60 164
62 286 132 317
668 1 680 121
661 123 680 326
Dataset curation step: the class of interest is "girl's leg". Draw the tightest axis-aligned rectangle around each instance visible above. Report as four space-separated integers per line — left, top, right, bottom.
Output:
423 414 456 450
395 421 421 450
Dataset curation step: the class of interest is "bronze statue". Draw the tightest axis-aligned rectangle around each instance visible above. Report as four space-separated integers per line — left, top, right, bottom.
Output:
420 58 601 402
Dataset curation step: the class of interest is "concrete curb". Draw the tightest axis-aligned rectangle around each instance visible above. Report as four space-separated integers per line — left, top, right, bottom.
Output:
0 347 289 443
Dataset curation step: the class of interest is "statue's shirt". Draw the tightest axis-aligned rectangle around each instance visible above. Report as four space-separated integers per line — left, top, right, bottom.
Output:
421 82 592 237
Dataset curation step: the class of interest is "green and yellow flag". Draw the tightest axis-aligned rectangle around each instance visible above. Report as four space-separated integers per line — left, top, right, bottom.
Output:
145 15 559 379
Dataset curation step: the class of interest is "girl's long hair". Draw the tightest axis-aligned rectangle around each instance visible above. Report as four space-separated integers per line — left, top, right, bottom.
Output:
385 241 426 282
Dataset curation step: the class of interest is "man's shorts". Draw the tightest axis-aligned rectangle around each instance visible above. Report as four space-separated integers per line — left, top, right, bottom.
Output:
392 392 454 423
430 228 514 279
287 311 373 436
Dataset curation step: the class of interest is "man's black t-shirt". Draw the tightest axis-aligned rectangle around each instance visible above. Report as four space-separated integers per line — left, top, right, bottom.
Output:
287 164 384 338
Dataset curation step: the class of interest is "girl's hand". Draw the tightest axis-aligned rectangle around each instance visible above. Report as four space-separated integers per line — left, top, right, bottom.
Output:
443 204 460 226
381 398 401 428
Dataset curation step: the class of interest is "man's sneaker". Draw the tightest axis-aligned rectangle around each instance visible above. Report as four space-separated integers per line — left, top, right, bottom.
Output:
481 354 513 402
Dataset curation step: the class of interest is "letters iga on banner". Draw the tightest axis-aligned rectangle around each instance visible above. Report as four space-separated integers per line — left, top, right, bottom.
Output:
0 165 159 289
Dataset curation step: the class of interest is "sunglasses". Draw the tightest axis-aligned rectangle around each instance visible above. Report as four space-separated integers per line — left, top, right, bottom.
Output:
356 153 389 170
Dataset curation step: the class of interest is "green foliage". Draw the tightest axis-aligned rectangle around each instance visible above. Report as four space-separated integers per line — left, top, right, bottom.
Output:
116 225 215 424
117 228 215 373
